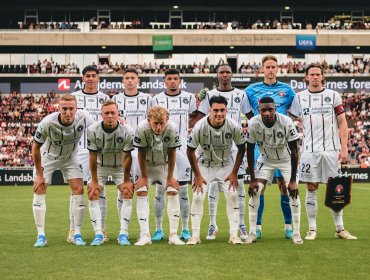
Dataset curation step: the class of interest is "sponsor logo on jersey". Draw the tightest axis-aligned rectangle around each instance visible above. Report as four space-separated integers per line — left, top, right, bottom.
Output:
58 79 70 91
303 108 310 115
289 129 296 136
35 131 42 139
187 136 192 143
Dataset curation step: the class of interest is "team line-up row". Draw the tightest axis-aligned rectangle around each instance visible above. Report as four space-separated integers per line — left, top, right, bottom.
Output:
31 58 357 248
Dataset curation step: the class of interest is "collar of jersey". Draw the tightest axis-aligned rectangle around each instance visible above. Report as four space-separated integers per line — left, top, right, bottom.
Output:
262 81 278 86
215 87 234 92
308 88 325 94
207 116 225 129
164 90 182 96
124 91 140 97
101 121 120 133
82 90 99 95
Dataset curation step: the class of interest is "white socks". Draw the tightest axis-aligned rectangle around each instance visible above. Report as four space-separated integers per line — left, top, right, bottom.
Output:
289 195 301 235
237 179 246 226
120 199 133 235
224 191 239 236
154 183 165 231
330 209 344 232
33 194 46 236
208 182 219 226
117 190 123 218
137 196 150 236
69 193 74 230
179 184 190 231
248 182 263 235
99 187 107 230
167 194 180 235
88 200 102 235
72 194 85 235
190 190 207 238
305 190 318 231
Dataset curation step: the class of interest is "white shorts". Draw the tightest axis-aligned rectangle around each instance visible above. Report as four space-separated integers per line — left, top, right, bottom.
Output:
77 149 90 182
300 151 340 183
134 162 173 191
176 149 191 183
199 164 235 193
96 166 124 187
255 157 291 184
34 156 83 185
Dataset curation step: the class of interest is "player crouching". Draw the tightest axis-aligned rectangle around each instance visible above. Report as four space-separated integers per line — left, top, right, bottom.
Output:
246 97 303 245
186 95 246 245
87 100 135 246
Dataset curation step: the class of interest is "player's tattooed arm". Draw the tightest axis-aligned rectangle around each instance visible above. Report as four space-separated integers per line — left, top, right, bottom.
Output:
288 139 299 199
32 141 46 193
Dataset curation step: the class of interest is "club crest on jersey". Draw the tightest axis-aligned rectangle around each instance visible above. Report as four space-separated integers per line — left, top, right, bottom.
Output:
277 131 284 138
182 98 189 104
203 144 211 151
134 137 141 143
140 99 147 105
234 97 241 103
278 91 285 97
225 133 232 139
163 136 170 142
54 140 62 145
99 98 105 104
335 184 344 194
77 125 84 132
324 96 331 103
116 137 124 143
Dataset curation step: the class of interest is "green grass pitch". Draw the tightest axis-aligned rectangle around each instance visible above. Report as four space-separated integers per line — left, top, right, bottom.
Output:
1 183 369 279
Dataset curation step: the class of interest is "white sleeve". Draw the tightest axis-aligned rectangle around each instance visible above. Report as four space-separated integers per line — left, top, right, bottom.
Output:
187 123 200 149
233 125 246 146
123 126 134 152
246 122 256 144
33 119 48 144
197 92 210 115
87 126 98 151
289 95 301 118
286 119 299 142
133 126 148 148
189 94 197 114
241 94 252 114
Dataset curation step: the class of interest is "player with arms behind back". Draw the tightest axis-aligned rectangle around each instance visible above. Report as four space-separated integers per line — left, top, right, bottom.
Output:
289 63 357 240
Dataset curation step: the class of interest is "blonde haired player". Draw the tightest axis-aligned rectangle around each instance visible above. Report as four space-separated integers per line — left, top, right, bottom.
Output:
133 106 184 246
32 94 93 247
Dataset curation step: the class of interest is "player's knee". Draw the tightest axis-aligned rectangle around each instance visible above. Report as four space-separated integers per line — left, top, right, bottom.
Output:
122 188 133 199
136 191 147 197
167 191 178 196
306 182 318 192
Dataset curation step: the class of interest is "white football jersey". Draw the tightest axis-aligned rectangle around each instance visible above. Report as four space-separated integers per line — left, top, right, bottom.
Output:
187 117 246 167
34 111 94 160
247 112 299 160
112 92 152 129
198 87 252 125
152 91 196 149
289 88 343 152
87 122 134 167
133 120 181 164
72 90 109 150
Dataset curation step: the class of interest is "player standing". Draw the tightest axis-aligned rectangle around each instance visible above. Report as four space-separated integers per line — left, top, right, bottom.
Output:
112 68 152 231
289 63 357 240
87 100 134 246
32 94 93 247
187 95 246 245
69 65 109 242
245 55 296 239
245 97 302 245
151 68 197 241
192 64 251 241
133 106 184 246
